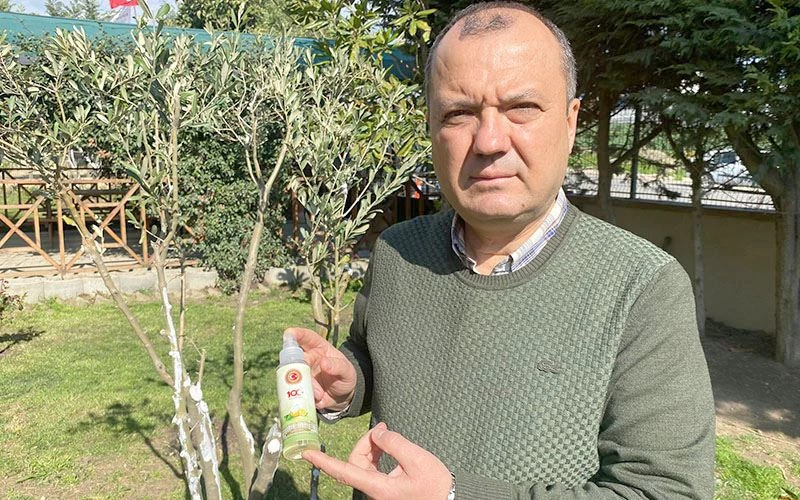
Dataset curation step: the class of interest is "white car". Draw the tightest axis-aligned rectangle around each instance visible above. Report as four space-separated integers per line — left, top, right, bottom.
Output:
706 149 755 186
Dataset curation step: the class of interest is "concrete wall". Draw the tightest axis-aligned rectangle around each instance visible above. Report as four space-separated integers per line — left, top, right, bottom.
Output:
570 196 777 334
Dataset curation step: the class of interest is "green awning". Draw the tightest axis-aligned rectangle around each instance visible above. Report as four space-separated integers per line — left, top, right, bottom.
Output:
0 11 415 79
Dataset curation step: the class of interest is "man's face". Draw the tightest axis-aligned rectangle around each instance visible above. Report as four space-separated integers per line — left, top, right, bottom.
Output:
428 10 580 231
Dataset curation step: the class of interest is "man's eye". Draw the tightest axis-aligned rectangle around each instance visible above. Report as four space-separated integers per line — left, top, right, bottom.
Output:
442 110 471 123
510 103 539 112
507 103 540 120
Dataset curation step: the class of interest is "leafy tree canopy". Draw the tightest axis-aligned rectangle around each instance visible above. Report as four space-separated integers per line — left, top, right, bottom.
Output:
45 0 116 21
173 0 297 34
0 0 24 13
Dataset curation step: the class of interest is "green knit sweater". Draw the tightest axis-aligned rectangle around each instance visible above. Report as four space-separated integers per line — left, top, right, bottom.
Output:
338 204 715 499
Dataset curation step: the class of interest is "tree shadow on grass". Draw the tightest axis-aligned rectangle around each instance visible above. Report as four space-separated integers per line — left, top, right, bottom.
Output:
219 412 243 499
266 469 308 500
0 327 44 356
74 401 182 480
201 346 282 436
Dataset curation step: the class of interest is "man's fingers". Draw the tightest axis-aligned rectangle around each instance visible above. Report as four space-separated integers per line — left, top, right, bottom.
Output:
310 379 325 405
285 328 329 363
285 327 326 349
302 449 385 496
285 328 355 411
348 423 386 470
369 424 429 475
319 356 356 381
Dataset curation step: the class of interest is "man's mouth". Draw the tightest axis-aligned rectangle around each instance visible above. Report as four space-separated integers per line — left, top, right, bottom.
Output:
470 173 515 182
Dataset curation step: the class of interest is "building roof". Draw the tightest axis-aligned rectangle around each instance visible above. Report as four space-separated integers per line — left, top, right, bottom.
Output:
0 11 416 79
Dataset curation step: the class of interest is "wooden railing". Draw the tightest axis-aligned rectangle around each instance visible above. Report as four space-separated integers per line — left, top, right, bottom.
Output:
1 172 439 278
0 176 150 278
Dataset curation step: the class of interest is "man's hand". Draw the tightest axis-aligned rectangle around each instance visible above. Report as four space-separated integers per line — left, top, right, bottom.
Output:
285 327 357 412
302 422 453 500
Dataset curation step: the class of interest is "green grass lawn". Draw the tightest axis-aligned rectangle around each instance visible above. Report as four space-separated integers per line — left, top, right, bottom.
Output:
1 291 798 499
0 291 369 499
715 436 799 500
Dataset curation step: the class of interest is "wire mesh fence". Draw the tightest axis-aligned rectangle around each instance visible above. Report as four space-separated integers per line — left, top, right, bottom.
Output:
566 107 775 212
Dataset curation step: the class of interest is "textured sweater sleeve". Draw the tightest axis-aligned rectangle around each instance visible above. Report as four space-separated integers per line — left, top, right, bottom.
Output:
337 257 374 419
453 260 716 499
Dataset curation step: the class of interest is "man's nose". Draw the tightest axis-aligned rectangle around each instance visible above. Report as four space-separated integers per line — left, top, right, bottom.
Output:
472 109 511 156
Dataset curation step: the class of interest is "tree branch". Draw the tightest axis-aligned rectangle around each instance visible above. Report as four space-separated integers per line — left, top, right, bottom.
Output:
724 124 784 197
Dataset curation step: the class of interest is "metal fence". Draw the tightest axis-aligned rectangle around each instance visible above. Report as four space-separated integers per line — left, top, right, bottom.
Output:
566 107 775 212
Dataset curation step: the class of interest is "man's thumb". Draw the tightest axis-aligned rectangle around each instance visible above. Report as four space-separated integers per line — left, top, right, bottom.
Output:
370 422 421 470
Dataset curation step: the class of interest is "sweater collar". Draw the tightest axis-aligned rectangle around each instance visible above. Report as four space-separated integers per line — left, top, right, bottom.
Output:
450 189 569 276
443 201 580 290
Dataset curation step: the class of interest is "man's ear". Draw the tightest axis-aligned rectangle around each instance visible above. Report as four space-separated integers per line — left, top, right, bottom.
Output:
566 97 581 151
425 107 431 134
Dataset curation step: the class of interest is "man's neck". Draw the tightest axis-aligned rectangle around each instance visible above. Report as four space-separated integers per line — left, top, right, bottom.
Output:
463 210 550 275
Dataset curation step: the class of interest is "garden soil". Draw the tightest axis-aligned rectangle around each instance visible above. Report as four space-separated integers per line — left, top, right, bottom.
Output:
705 320 800 488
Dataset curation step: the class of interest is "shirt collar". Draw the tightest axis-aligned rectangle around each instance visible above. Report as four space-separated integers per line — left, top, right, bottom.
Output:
450 189 568 275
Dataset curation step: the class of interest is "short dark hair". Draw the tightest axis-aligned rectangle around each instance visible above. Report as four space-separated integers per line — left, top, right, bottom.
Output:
424 2 577 105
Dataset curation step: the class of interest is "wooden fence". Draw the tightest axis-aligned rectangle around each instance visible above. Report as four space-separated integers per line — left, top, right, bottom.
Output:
0 174 149 278
1 171 439 278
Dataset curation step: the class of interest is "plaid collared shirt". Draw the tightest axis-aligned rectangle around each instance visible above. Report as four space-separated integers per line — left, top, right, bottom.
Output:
451 189 568 275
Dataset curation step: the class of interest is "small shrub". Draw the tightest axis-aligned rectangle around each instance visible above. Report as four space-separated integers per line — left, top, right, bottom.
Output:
0 279 23 324
178 130 293 293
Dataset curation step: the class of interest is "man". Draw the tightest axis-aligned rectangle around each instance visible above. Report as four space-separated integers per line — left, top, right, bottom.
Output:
288 2 716 498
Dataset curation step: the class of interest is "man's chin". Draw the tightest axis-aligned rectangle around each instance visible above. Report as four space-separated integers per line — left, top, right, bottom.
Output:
456 205 538 227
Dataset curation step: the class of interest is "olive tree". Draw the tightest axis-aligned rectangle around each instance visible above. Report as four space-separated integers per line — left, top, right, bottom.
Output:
286 47 428 346
1 3 433 498
0 5 285 497
201 26 300 494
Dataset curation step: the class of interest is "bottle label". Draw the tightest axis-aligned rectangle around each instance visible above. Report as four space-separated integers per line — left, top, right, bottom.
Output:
277 363 319 438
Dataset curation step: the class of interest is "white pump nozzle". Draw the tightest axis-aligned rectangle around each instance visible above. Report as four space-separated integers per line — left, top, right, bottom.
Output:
280 332 305 366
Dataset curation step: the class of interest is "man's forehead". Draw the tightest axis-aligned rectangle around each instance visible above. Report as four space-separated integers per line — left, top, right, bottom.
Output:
426 6 568 107
443 7 545 45
434 9 554 70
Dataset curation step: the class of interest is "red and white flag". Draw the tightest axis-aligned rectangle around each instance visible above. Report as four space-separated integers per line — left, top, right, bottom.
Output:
109 0 138 8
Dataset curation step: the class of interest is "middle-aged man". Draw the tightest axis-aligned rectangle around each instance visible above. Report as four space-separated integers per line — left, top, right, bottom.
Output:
288 2 716 498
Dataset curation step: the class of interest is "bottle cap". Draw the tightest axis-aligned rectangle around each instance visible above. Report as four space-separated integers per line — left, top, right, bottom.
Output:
280 332 305 366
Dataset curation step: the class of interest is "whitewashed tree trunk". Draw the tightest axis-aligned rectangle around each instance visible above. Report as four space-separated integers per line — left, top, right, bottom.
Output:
249 420 282 499
161 282 222 500
163 283 203 499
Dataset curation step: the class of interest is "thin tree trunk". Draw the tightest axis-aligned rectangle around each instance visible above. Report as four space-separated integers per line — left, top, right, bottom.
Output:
331 308 341 348
228 135 289 496
596 91 616 224
156 262 203 499
724 125 796 365
774 189 800 367
311 286 329 338
156 259 222 500
663 126 707 336
249 421 282 500
185 383 223 500
228 198 264 492
59 190 173 386
689 164 706 336
176 381 203 499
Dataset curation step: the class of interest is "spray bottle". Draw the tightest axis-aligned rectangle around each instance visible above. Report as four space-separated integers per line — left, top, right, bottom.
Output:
277 332 321 460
